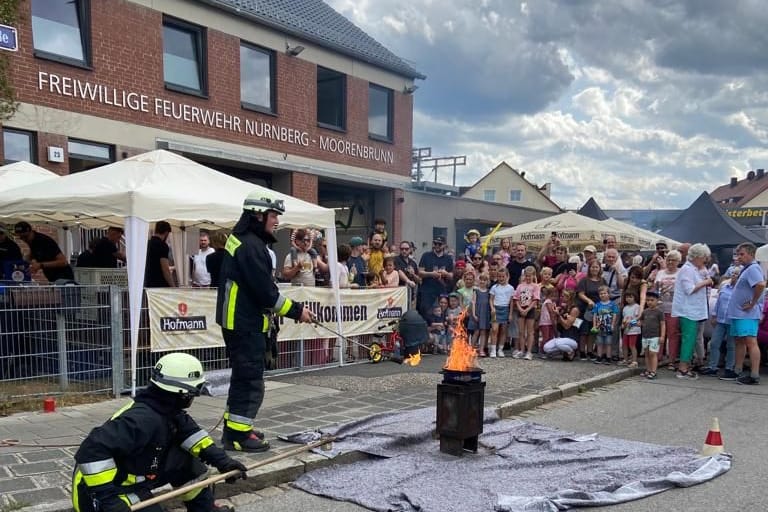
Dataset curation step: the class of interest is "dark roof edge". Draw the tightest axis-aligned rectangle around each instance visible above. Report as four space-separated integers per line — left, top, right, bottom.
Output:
198 0 426 80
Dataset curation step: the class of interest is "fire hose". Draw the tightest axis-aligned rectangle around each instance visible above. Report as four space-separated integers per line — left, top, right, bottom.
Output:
130 436 335 511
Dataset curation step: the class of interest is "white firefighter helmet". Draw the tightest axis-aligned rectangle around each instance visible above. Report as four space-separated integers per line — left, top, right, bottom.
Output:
150 353 206 396
243 191 286 215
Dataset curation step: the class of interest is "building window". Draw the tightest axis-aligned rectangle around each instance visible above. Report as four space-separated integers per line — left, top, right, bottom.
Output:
162 17 207 96
3 129 36 164
68 139 114 173
240 43 275 113
509 189 522 202
317 67 346 130
31 0 90 67
483 190 496 202
369 84 393 141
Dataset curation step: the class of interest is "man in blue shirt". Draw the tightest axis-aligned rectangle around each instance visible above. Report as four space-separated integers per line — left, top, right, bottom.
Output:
727 243 766 385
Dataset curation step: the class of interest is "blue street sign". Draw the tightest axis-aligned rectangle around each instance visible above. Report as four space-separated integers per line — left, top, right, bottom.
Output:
0 24 18 52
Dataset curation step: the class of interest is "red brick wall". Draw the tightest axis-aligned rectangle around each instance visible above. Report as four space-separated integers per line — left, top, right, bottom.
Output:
7 0 413 177
35 133 69 174
291 172 318 204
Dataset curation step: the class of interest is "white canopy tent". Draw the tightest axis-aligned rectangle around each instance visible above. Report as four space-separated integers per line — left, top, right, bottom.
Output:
0 150 339 394
0 161 60 192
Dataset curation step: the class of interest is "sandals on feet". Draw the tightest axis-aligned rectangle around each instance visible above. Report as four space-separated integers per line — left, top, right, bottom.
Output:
646 371 657 380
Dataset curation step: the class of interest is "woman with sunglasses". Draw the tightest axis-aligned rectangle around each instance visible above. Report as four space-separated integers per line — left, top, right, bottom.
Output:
470 252 489 275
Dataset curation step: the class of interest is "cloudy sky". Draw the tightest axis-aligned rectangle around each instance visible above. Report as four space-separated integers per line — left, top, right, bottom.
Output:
328 0 768 210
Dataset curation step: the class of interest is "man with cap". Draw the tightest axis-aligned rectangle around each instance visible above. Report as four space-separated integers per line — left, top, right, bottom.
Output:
216 192 313 453
0 225 23 272
417 236 454 321
14 221 74 282
346 236 367 287
72 353 246 512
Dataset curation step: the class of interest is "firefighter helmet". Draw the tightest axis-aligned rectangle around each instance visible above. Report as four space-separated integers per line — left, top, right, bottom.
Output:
150 353 206 396
243 191 286 215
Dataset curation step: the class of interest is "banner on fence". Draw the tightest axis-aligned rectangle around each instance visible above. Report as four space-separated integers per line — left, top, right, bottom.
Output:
145 286 407 352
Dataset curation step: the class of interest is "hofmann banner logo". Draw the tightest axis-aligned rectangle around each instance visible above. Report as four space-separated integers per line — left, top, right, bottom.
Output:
159 301 207 332
377 295 403 319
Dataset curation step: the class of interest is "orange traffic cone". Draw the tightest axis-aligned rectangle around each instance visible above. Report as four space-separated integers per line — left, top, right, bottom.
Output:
701 417 724 456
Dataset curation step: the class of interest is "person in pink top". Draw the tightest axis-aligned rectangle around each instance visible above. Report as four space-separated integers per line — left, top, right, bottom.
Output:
514 266 541 360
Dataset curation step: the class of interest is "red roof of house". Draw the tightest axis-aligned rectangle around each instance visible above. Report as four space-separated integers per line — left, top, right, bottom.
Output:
710 169 768 207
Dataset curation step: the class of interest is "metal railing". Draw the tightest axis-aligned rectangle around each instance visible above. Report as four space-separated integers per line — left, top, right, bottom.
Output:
0 283 384 401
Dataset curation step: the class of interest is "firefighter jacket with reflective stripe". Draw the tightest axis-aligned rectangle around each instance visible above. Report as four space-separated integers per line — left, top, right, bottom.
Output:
73 389 229 497
215 229 302 331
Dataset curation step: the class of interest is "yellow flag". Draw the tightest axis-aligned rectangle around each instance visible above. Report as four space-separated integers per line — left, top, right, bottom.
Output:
480 222 503 257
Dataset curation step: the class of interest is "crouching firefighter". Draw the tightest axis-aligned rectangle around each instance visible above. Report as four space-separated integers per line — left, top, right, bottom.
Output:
216 192 313 452
72 353 247 512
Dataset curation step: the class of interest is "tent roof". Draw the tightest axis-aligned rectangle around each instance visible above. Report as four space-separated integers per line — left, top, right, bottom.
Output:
0 150 334 230
660 192 764 246
577 197 609 221
0 161 60 193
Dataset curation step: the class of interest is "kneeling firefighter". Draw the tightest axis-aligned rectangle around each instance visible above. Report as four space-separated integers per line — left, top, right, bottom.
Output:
72 353 247 512
216 192 313 452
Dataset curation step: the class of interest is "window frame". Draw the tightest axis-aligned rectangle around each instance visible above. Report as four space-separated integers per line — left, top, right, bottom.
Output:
316 66 347 132
162 16 208 98
509 189 522 202
483 190 496 202
31 0 92 69
2 128 38 165
239 41 277 115
67 138 114 172
368 83 394 143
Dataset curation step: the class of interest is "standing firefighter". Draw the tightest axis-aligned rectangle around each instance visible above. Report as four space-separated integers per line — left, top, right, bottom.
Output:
216 192 313 452
72 353 247 512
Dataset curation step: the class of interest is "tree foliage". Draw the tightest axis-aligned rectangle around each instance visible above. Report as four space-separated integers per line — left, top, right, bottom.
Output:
0 0 20 121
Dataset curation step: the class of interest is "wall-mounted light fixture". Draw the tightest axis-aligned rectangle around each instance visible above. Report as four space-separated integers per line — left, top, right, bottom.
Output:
403 85 418 94
286 44 305 56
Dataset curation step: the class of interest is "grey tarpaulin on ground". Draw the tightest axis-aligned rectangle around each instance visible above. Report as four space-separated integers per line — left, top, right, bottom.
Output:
283 408 731 512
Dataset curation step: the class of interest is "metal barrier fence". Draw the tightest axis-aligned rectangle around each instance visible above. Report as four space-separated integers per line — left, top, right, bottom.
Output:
0 283 385 400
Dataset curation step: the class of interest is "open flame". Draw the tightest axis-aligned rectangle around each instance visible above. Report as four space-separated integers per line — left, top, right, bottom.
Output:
444 308 478 371
403 350 421 366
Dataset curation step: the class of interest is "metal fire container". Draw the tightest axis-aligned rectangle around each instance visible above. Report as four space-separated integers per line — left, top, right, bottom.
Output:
436 368 485 456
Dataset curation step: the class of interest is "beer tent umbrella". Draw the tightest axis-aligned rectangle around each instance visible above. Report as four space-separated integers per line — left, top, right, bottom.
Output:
600 218 681 251
488 211 627 250
0 150 338 394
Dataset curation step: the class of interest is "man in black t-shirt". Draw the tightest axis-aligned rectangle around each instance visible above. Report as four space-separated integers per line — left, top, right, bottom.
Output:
506 242 536 288
417 236 454 320
145 221 174 287
14 221 74 283
91 227 125 268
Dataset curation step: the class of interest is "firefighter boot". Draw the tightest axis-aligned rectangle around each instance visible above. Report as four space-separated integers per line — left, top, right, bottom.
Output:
221 427 270 453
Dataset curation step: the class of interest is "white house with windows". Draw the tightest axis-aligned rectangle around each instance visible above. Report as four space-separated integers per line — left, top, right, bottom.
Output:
460 162 561 213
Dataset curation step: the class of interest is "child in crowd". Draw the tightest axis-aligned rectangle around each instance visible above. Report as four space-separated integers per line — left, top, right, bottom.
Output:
592 285 619 364
428 295 449 354
368 218 388 245
621 292 641 367
489 268 514 358
379 256 399 288
457 271 475 309
445 293 463 351
471 273 492 357
640 291 666 379
538 285 557 358
514 266 540 360
464 229 482 261
539 266 558 305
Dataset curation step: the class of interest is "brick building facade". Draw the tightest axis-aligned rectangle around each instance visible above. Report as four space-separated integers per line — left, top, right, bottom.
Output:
1 0 422 243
